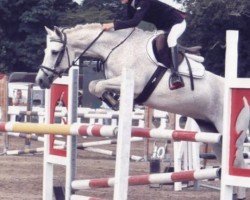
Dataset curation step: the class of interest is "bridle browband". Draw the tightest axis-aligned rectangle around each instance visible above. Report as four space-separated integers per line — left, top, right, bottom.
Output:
39 27 135 79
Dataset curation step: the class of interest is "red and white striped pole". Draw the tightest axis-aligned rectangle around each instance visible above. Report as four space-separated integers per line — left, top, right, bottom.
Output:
71 168 221 190
0 123 221 144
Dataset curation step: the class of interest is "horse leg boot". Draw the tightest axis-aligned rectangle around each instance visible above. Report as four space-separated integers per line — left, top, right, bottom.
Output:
169 46 184 90
101 91 120 111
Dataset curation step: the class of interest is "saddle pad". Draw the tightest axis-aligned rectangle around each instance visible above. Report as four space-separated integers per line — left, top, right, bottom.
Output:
146 31 166 68
179 57 205 78
146 32 205 79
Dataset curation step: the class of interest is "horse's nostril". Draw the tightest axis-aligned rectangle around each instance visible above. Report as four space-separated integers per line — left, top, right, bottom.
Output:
48 76 54 82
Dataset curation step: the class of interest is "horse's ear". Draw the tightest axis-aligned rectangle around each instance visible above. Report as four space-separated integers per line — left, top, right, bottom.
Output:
54 26 62 39
45 26 54 36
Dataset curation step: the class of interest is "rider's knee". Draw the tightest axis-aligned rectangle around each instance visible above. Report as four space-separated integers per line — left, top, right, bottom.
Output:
167 38 177 48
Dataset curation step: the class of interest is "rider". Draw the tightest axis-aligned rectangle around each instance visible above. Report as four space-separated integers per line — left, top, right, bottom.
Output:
102 0 187 90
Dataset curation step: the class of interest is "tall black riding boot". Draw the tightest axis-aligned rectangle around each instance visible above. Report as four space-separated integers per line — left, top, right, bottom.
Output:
169 46 184 90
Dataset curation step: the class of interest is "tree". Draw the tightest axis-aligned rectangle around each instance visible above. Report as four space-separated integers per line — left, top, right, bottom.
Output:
81 0 127 22
182 0 250 76
0 0 79 73
1 0 249 77
80 0 250 76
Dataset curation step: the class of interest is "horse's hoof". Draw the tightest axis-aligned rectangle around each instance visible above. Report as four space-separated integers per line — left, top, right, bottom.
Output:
233 194 247 200
112 103 120 111
101 91 120 111
233 194 237 200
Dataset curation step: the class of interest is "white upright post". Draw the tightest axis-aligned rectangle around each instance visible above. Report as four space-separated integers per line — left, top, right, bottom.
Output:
186 118 201 171
220 30 238 200
65 67 79 200
43 89 54 200
113 67 134 200
188 118 201 189
220 31 238 199
221 30 250 200
173 115 187 191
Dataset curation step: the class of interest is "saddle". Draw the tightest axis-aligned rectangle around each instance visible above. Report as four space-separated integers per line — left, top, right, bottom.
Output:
178 45 202 55
134 32 206 104
102 32 207 107
146 31 205 78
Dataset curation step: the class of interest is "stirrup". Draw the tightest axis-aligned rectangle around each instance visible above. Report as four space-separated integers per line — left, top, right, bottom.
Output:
169 72 184 90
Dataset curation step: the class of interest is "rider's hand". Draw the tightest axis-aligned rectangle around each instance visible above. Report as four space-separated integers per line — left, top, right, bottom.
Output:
102 23 114 31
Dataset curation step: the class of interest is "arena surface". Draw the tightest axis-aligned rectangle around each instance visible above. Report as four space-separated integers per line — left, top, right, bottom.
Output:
0 137 249 200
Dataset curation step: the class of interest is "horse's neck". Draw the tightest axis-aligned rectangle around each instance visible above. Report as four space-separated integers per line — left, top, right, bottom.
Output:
68 27 129 59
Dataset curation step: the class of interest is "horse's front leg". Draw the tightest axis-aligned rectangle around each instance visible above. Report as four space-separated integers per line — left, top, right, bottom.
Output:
89 76 122 110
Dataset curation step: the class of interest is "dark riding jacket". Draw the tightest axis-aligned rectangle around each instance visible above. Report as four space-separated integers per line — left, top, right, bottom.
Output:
114 0 185 31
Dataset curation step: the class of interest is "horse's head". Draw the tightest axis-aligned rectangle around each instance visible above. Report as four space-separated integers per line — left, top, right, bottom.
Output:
36 26 74 89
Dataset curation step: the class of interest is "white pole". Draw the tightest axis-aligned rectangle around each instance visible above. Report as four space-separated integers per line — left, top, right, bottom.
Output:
174 114 183 191
43 89 53 200
220 30 239 200
113 67 134 200
65 67 79 200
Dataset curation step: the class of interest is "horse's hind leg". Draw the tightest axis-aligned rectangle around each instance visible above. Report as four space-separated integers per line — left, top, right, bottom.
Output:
89 77 122 110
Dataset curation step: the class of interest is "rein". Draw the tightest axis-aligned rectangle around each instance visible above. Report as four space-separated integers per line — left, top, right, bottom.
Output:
79 28 136 74
72 30 105 66
102 28 135 65
40 27 135 79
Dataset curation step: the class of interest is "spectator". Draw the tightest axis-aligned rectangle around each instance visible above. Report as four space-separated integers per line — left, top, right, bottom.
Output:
12 89 27 106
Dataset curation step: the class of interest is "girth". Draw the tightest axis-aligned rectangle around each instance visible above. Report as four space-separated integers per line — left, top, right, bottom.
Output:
134 66 167 105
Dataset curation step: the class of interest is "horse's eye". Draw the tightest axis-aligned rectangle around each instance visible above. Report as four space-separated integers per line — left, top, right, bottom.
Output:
51 50 59 55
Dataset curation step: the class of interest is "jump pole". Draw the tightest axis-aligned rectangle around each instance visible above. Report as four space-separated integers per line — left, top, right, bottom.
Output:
220 30 250 199
113 66 135 200
0 123 222 144
71 168 221 190
65 67 79 200
43 76 55 200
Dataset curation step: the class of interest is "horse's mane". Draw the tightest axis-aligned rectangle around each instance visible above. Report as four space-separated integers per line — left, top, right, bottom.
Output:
64 23 155 37
63 23 102 33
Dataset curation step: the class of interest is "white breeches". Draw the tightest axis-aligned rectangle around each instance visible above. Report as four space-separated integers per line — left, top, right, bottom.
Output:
167 20 187 47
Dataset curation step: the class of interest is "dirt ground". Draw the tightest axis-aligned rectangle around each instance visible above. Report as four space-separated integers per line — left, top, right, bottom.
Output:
0 136 249 200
